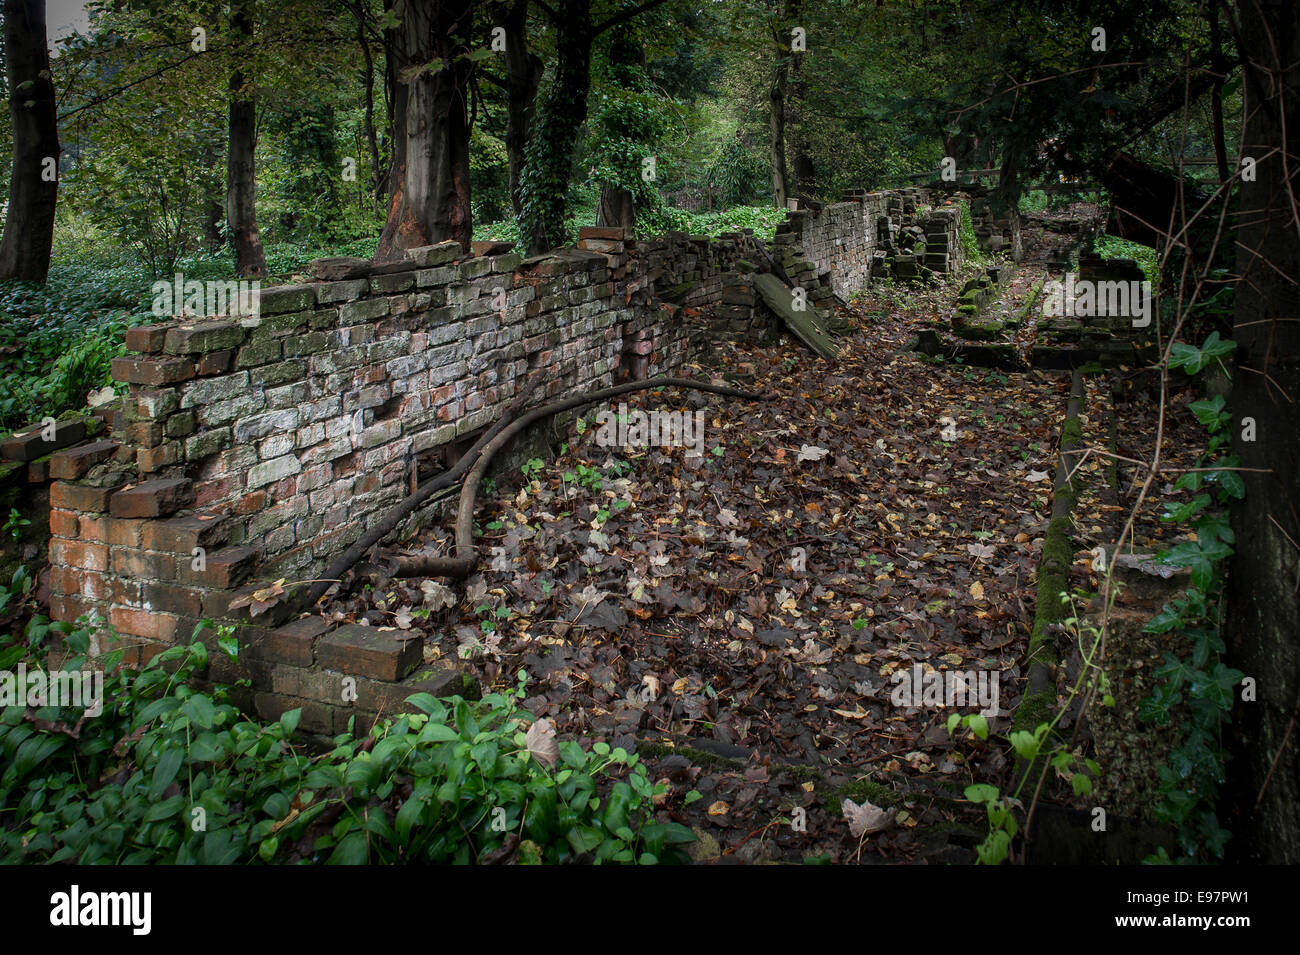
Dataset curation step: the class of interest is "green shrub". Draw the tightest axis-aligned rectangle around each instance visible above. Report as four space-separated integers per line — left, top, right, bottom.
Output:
0 604 693 865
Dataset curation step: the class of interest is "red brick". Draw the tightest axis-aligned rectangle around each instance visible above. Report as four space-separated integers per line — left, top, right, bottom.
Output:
50 594 97 624
50 566 110 601
50 481 116 513
78 514 109 543
111 548 176 580
179 545 257 589
197 350 233 375
48 439 119 480
137 441 181 473
49 509 79 538
107 518 143 547
110 606 179 642
259 616 330 666
142 513 228 554
126 421 165 447
112 577 143 606
194 478 233 508
123 323 174 354
110 356 195 386
110 479 194 518
316 624 421 681
578 226 626 241
26 457 50 482
49 539 109 573
253 692 335 734
142 581 203 617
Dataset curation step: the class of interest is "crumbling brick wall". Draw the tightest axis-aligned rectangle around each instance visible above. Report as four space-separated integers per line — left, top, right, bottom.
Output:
17 187 949 727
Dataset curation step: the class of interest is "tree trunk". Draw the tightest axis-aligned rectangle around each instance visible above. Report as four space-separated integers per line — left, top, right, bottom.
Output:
0 0 59 283
352 0 384 207
501 0 541 217
375 0 474 263
786 0 812 199
595 25 645 233
226 0 268 278
1225 0 1300 865
768 27 789 209
1209 3 1230 185
596 188 636 230
521 0 593 254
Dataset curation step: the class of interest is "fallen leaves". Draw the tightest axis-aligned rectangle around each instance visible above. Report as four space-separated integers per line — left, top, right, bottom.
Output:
841 797 897 838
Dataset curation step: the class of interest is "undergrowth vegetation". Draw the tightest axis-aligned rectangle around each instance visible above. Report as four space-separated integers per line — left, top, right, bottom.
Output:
0 599 693 865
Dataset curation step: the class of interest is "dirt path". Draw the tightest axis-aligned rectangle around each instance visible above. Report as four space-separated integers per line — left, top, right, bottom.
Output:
326 254 1093 860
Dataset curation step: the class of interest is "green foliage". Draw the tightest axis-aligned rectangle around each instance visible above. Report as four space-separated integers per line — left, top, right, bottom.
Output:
1094 234 1159 286
0 263 163 429
956 201 982 265
705 136 769 206
1138 333 1244 862
0 609 691 865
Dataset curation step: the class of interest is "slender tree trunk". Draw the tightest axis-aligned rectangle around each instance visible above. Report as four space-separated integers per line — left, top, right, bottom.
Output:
0 0 59 282
1226 0 1300 865
375 0 474 262
522 0 592 254
768 24 789 209
1209 3 1230 185
352 1 384 206
226 0 267 278
501 0 541 216
786 0 813 199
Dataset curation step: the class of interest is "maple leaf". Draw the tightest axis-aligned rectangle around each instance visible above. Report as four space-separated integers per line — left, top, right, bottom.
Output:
841 797 896 837
420 580 457 610
393 608 413 630
228 578 287 618
1025 469 1051 482
525 718 559 767
797 444 830 462
966 542 996 561
716 508 741 528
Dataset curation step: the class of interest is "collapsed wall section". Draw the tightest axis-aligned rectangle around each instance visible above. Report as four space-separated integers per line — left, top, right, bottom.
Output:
21 184 976 725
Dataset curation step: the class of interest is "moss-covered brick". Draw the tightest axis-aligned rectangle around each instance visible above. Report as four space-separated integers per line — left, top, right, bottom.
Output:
339 298 389 323
165 410 197 438
184 428 230 461
250 359 306 388
254 284 318 315
370 271 417 294
236 339 283 368
317 278 368 303
404 241 461 267
247 310 311 339
416 265 458 288
284 331 330 357
163 321 245 355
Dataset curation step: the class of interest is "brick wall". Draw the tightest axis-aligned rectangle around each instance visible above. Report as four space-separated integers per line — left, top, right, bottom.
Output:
22 185 962 725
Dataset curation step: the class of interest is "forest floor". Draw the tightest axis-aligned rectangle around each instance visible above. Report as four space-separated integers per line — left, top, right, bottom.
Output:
321 228 1204 863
